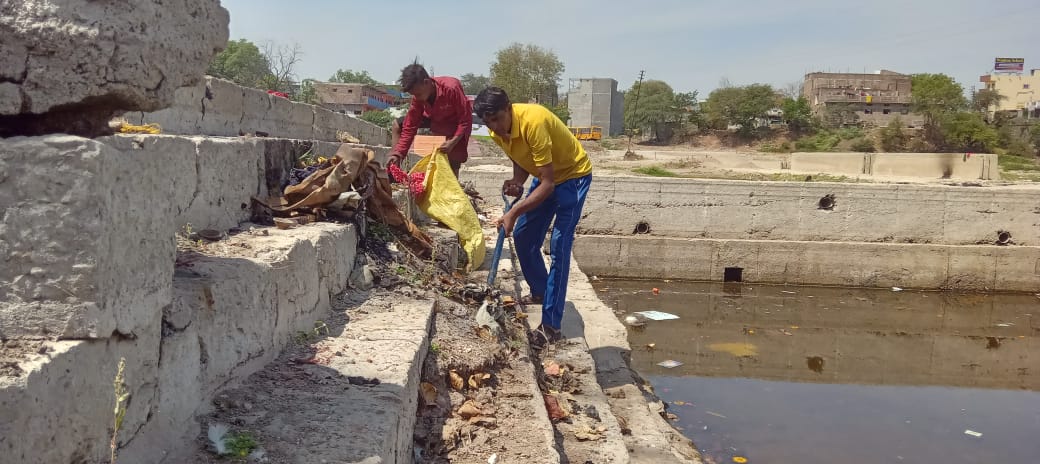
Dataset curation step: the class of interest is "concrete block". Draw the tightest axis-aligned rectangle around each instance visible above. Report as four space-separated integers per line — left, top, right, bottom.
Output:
0 136 177 339
240 88 273 136
200 77 245 137
0 319 161 464
790 152 867 176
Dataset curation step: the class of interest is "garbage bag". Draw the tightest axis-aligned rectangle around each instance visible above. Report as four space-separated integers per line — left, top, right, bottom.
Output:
409 151 486 272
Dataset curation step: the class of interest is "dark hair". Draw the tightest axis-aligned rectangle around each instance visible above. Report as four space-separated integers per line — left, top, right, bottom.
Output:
473 87 511 118
399 61 429 93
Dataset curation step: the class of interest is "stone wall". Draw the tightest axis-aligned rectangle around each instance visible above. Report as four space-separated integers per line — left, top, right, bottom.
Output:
0 134 372 463
120 77 391 146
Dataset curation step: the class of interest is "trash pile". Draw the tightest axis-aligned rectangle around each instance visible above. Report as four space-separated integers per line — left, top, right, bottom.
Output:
252 144 434 258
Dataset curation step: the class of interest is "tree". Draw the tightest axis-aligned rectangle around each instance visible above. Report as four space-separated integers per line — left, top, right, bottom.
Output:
544 103 570 124
294 79 318 104
460 73 491 95
329 69 381 85
207 39 273 89
704 84 778 136
360 110 394 129
489 43 565 104
972 88 1006 115
623 80 698 140
262 42 303 93
781 97 815 135
879 117 909 152
780 82 802 99
941 112 998 152
911 73 967 124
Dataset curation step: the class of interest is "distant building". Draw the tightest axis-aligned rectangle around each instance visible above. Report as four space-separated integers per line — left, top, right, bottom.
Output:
979 69 1040 119
802 70 921 127
567 78 625 136
312 82 396 115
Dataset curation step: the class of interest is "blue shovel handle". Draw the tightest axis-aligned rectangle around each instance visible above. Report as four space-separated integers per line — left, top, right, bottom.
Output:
487 192 522 287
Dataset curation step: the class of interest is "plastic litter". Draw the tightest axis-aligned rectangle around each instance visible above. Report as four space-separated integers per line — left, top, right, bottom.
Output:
892 287 904 292
706 411 728 419
658 360 683 369
635 311 679 321
652 287 660 295
995 323 1014 327
964 430 982 438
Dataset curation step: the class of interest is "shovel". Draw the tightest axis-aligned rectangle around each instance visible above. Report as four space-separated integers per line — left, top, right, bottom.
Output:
475 192 522 333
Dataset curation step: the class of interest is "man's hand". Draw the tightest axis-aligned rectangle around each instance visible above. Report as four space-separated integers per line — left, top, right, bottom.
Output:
493 210 519 237
438 137 459 154
502 179 524 197
388 151 405 166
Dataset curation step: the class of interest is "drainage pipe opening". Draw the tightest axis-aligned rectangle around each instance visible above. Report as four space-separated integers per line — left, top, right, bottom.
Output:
633 221 651 235
724 267 744 282
818 194 836 210
996 231 1012 246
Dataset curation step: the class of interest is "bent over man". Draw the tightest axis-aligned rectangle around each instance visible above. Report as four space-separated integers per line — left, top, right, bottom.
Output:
389 63 472 178
473 87 593 349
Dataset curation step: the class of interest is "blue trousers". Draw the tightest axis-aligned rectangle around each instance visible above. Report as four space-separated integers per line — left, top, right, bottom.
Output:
513 174 592 330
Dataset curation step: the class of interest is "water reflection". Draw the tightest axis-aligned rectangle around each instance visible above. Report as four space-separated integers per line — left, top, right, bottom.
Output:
592 280 1040 464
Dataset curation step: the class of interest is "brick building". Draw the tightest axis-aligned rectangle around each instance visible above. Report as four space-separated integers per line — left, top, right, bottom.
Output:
312 82 397 115
802 70 922 127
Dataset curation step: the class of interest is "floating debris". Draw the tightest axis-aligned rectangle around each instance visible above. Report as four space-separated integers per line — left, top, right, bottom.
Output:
709 342 758 357
892 287 904 292
706 411 728 419
658 360 684 369
964 429 983 438
635 311 680 321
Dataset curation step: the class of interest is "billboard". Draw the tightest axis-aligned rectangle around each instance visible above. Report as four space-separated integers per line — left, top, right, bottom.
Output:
995 57 1025 72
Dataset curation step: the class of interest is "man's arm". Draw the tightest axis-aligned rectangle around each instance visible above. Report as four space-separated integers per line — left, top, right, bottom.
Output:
502 160 531 197
391 99 423 160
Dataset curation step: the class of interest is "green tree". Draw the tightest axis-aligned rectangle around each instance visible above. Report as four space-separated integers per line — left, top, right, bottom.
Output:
704 84 778 136
911 73 967 123
941 112 998 152
293 79 318 104
329 69 381 85
623 80 698 140
879 116 909 152
207 39 273 88
460 73 492 95
781 97 815 135
544 103 570 124
972 88 1006 115
489 43 565 104
360 110 394 129
850 138 876 153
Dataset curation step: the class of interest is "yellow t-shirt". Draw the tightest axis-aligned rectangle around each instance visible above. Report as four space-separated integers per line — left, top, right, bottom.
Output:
490 103 592 184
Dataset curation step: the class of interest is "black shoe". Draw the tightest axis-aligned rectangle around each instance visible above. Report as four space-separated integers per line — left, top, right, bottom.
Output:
529 324 562 351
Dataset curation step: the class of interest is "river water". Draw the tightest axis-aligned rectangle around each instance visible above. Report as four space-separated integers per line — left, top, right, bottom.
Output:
590 279 1040 464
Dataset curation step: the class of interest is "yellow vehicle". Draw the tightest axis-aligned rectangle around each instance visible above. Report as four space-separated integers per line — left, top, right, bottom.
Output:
568 126 603 141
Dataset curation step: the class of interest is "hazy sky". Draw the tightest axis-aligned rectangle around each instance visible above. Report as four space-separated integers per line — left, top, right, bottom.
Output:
222 0 1040 95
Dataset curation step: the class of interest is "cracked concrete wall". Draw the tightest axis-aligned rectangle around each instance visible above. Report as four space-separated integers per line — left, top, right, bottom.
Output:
0 0 229 135
0 134 364 463
121 77 391 146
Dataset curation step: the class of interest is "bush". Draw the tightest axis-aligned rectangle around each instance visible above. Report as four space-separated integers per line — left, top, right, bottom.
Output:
794 131 842 152
835 127 864 140
1006 138 1034 157
850 138 876 152
632 166 678 177
759 141 793 153
879 117 909 152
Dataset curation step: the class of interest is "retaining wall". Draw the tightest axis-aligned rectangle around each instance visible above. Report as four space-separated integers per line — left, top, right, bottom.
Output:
120 77 390 146
574 235 1040 292
603 150 999 180
0 131 383 462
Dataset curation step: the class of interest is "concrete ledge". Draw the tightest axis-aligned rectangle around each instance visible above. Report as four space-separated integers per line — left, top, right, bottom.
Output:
123 77 391 146
574 235 1040 292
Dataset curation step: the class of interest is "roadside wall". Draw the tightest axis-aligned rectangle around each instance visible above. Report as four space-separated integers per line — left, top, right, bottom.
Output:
121 77 391 146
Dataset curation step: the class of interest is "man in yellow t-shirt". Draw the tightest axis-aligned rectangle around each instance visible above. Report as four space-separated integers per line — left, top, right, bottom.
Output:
474 87 593 350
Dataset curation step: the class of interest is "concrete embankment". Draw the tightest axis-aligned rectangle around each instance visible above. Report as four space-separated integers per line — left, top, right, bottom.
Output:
462 167 1040 292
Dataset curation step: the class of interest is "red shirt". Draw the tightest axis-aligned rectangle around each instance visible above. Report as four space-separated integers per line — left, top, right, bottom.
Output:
394 76 472 162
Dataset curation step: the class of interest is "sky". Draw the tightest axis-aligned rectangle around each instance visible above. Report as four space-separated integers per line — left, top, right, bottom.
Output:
222 0 1040 96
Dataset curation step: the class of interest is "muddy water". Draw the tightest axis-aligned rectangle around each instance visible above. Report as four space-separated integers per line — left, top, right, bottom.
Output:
591 280 1040 464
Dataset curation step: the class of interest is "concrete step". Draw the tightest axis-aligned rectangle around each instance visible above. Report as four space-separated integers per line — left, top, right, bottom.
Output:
191 292 435 463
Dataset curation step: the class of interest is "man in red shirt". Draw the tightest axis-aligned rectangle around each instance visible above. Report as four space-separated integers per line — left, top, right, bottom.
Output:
389 63 472 179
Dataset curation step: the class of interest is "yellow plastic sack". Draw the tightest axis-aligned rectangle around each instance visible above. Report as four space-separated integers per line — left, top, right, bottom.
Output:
410 151 486 272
